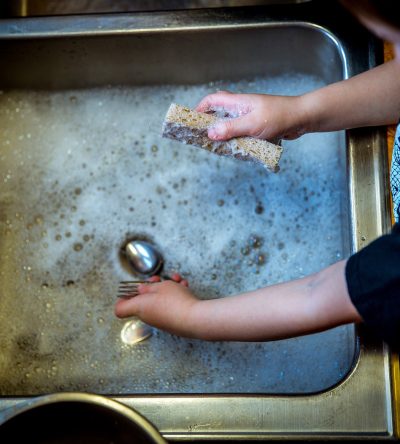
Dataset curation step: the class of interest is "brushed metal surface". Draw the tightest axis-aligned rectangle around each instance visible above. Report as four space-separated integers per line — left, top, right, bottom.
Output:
0 3 394 440
1 0 311 17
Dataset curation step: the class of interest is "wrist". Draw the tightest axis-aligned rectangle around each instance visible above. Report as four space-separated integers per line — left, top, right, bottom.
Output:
296 93 321 134
182 299 207 339
187 299 217 341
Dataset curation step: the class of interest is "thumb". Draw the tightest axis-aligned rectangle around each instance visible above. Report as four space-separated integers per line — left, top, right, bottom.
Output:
114 295 143 318
208 114 254 140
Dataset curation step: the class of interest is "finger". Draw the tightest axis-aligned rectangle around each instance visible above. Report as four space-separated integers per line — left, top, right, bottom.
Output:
180 279 189 287
208 113 255 140
171 272 182 282
148 275 161 283
196 91 248 114
137 283 154 294
114 297 141 318
195 91 230 112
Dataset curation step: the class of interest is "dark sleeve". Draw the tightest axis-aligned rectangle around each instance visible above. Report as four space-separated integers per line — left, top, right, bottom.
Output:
346 223 400 349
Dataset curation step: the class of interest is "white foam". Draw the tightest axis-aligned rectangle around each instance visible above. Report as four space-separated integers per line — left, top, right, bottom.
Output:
0 74 351 395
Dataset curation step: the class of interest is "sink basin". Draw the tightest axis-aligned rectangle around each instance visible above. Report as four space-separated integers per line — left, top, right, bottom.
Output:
0 2 395 440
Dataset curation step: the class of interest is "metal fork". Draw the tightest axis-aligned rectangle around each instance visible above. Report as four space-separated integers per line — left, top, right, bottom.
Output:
117 277 171 299
117 281 148 299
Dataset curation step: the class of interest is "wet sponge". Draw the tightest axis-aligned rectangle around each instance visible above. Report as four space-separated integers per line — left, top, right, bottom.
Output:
162 103 283 172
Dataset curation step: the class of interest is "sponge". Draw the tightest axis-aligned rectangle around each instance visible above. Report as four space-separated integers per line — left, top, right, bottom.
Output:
162 103 283 172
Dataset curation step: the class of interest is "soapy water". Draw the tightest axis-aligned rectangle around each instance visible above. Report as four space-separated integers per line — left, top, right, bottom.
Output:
0 74 354 395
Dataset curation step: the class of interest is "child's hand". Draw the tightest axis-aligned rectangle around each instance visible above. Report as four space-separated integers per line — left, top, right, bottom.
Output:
114 273 200 337
196 90 308 141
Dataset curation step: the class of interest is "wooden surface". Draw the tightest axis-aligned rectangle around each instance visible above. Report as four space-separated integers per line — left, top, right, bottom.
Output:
384 42 400 440
384 42 395 223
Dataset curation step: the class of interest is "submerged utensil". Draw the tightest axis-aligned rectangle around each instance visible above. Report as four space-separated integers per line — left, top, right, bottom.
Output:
117 281 149 299
116 279 153 343
123 240 163 276
117 240 168 344
120 319 153 345
117 277 172 300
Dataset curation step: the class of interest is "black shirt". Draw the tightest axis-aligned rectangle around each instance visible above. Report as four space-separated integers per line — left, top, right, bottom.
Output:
346 223 400 349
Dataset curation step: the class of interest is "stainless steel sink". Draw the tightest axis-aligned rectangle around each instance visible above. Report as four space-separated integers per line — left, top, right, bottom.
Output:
0 3 395 440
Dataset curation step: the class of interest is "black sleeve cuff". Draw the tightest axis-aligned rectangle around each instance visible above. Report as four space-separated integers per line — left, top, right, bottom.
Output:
346 224 400 349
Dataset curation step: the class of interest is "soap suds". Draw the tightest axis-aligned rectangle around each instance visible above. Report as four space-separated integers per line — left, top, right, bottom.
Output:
0 74 353 395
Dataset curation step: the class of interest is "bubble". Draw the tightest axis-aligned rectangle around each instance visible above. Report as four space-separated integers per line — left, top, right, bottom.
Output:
73 243 83 252
248 235 263 249
240 246 250 256
255 203 264 214
256 253 267 266
35 215 43 225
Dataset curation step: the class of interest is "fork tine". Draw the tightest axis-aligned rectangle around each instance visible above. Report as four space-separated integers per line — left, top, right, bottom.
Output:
118 285 139 291
117 280 156 299
117 294 139 300
117 290 139 299
120 280 147 284
118 288 139 294
118 284 139 290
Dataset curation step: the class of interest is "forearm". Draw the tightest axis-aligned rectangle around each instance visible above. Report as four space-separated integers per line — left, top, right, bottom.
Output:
190 260 362 341
301 59 400 133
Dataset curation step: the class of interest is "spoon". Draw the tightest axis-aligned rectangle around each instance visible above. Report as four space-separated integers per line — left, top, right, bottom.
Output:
120 319 152 345
123 240 163 276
